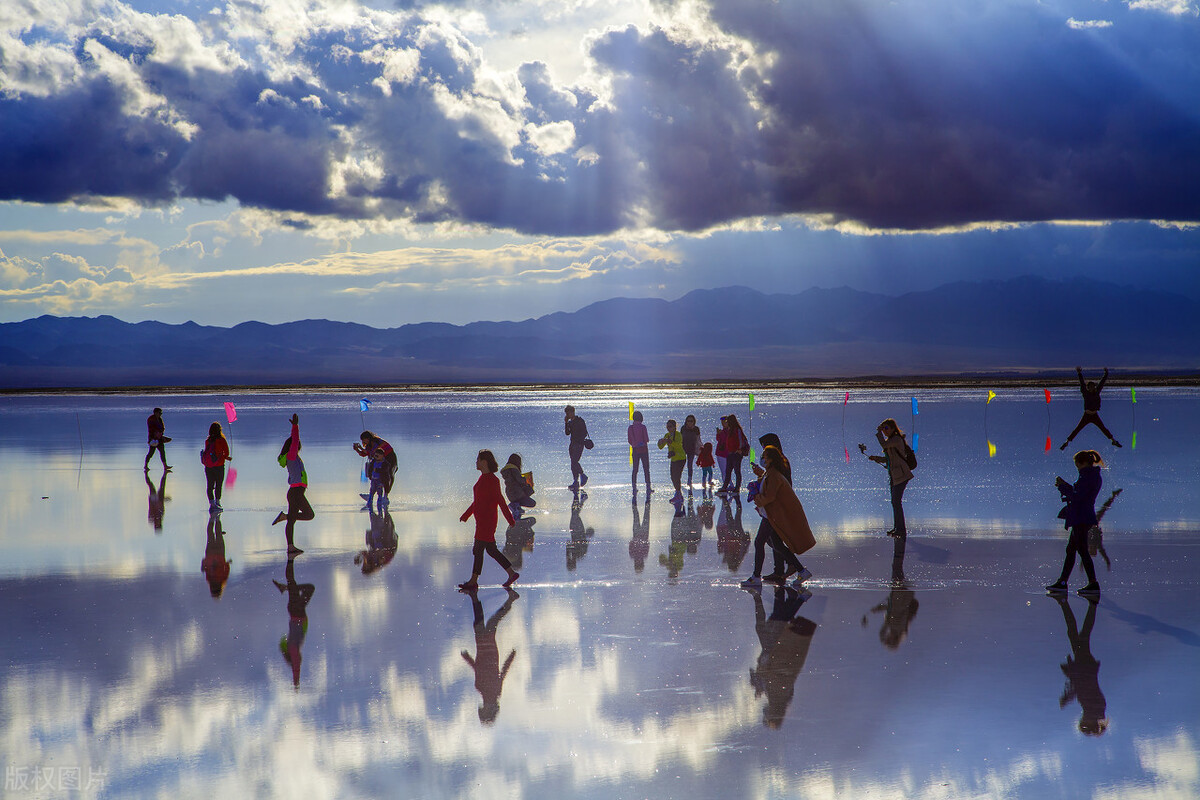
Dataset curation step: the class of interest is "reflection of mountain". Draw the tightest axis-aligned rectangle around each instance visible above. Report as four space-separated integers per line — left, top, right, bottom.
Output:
3 276 1198 387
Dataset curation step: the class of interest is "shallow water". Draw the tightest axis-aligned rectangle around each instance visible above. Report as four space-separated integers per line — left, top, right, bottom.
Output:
1 387 1198 799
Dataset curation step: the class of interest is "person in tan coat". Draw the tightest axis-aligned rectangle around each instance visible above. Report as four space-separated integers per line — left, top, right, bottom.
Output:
752 447 816 586
865 418 914 537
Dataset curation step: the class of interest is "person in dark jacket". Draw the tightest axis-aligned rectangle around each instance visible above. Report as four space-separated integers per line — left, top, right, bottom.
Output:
1047 450 1104 595
144 407 172 471
564 405 590 489
1061 367 1121 450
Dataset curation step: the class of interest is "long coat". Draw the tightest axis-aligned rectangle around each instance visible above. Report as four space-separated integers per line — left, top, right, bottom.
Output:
754 466 815 556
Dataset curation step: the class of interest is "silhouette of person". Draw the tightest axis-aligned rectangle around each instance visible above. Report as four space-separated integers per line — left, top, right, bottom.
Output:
502 516 536 570
1052 595 1108 735
271 415 313 557
201 512 232 598
863 418 914 537
1089 489 1122 571
681 414 701 490
273 558 316 688
145 469 168 532
564 405 590 489
747 585 818 728
716 494 750 572
1061 367 1121 450
629 495 651 573
461 588 519 725
1048 450 1104 595
742 434 802 586
354 510 398 575
864 535 919 649
142 407 172 471
500 452 536 520
566 489 593 571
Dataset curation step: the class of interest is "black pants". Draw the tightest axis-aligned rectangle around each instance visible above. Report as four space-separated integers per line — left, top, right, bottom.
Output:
569 445 586 484
890 478 909 534
472 539 513 576
753 518 801 577
670 459 684 493
1058 525 1098 585
145 442 167 467
723 452 743 490
205 465 225 504
1065 412 1115 444
632 448 650 488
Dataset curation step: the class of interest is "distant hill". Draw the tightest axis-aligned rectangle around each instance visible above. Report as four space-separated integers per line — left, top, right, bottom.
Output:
1 276 1197 388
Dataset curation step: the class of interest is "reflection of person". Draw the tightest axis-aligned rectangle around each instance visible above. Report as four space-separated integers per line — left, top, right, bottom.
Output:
564 405 590 489
144 407 171 471
201 422 232 511
657 419 686 499
681 414 701 489
719 414 749 495
354 510 398 575
748 586 817 728
1047 450 1104 595
1061 367 1121 450
715 495 750 572
502 517 536 570
864 418 914 537
201 512 232 598
751 446 814 587
458 450 518 591
461 589 519 725
500 453 536 520
354 431 398 498
865 546 919 649
629 495 651 572
628 411 651 495
566 489 593 571
272 414 313 556
273 558 315 688
1052 595 1108 735
145 470 168 532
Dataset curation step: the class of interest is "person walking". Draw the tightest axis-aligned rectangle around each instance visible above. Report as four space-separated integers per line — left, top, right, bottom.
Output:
657 418 687 499
681 415 702 489
458 449 520 592
749 445 815 589
719 414 749 495
1047 450 1104 595
715 417 729 491
628 411 651 495
1061 367 1122 450
742 434 811 587
500 453 536 520
864 418 914 537
272 414 313 556
144 407 172 471
564 406 590 489
201 422 233 511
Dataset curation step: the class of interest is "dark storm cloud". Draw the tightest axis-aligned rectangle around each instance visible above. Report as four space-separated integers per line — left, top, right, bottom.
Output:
2 0 1198 233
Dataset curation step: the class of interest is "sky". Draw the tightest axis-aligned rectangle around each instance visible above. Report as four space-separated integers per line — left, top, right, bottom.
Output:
1 0 1199 327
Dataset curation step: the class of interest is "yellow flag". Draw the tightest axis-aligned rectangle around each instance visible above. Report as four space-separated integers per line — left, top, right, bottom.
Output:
988 440 997 458
629 401 634 420
987 390 996 404
628 402 635 463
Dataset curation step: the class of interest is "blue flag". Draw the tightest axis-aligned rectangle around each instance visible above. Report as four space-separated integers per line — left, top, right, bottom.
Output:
360 398 371 413
912 397 918 416
913 432 919 452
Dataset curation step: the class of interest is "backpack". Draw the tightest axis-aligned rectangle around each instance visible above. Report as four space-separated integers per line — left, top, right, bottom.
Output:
903 440 918 470
201 439 218 467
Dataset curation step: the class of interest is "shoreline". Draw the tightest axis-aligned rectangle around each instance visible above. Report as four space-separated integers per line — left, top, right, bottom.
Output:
4 372 1198 396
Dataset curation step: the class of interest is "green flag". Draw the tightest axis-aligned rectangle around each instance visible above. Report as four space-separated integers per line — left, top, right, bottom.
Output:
749 392 755 411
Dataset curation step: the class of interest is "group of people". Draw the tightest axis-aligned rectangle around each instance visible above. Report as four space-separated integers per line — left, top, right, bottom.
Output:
152 365 1122 595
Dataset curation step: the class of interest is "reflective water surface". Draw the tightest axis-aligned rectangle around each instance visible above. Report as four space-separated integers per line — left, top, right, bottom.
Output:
1 387 1198 798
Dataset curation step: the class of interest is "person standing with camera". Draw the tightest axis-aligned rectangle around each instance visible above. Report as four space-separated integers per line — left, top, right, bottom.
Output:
564 405 590 490
861 418 915 538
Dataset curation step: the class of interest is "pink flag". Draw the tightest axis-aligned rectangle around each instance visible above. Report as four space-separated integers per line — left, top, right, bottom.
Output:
224 402 237 423
224 467 237 488
1044 389 1051 404
844 446 850 463
843 391 849 406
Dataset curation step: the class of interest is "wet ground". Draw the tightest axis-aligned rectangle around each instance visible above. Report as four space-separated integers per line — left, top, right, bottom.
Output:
1 387 1197 799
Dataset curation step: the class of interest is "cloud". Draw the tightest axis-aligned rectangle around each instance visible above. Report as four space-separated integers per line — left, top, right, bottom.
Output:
1 0 1199 236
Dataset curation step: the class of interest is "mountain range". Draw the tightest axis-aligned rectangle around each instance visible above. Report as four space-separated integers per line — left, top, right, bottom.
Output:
1 276 1197 388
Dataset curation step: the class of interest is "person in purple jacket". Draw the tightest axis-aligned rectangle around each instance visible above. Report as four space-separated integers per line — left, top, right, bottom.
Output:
628 410 651 495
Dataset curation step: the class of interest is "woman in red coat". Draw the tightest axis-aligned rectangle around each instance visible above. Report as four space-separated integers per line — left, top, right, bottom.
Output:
459 450 519 591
